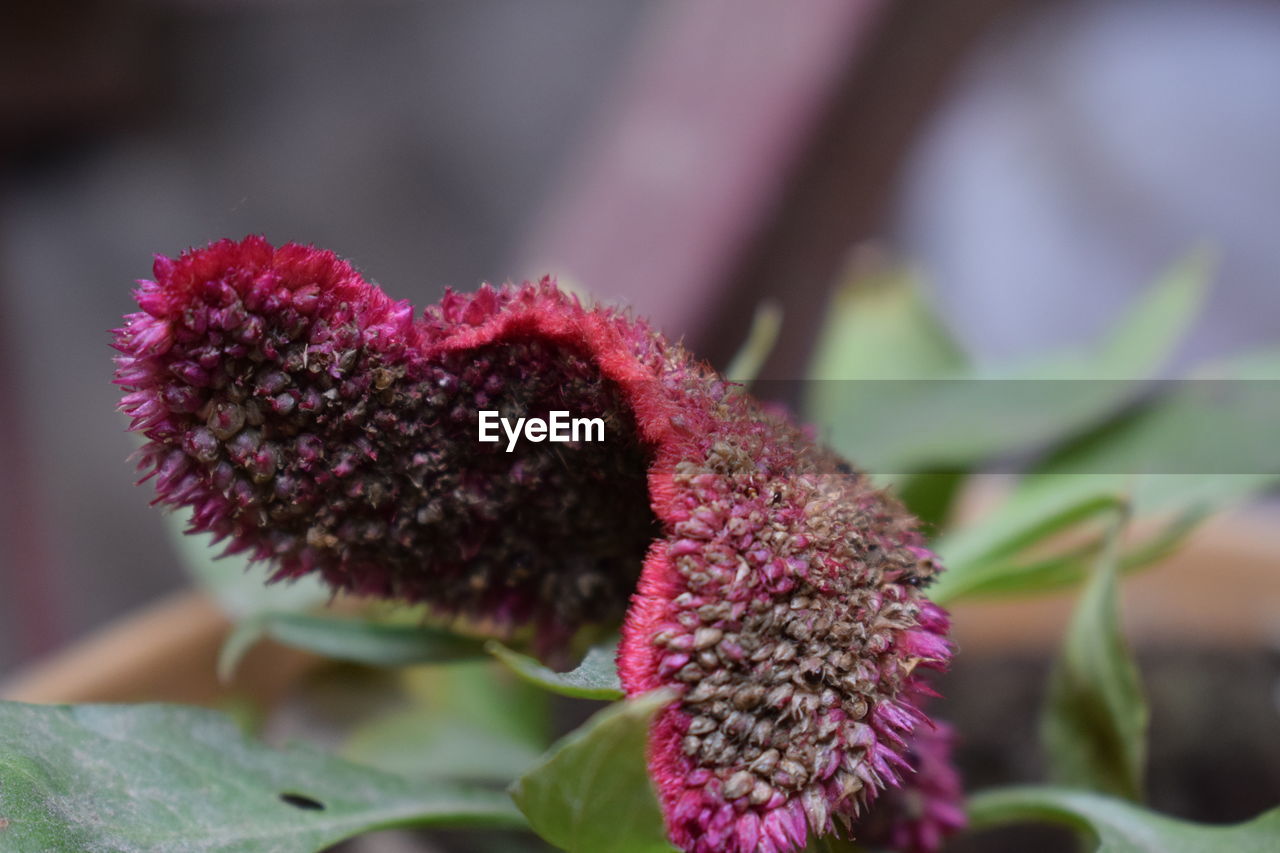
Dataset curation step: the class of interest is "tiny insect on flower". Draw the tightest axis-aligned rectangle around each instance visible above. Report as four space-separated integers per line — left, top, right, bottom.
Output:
113 236 962 853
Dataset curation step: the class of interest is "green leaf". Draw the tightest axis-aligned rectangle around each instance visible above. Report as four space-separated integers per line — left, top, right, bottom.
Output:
220 611 489 679
1003 248 1210 381
931 452 1227 605
344 713 546 783
931 343 1279 604
892 469 967 531
966 786 1280 853
166 511 328 618
1035 350 1280 516
0 701 523 853
511 691 678 853
937 507 1203 600
807 263 967 384
1041 511 1148 800
806 252 1210 477
725 300 783 386
401 659 552 748
805 265 965 472
932 478 1129 603
934 341 1280 604
344 661 550 783
805 264 971 519
487 640 624 700
218 616 273 681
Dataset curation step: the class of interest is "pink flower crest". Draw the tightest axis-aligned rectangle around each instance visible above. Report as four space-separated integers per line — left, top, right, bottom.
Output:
114 237 963 853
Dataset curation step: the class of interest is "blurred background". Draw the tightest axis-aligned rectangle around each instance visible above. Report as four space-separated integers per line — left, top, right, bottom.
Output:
2 0 1278 849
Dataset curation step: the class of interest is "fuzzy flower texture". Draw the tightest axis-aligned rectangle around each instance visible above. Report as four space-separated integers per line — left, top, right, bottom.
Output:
114 237 964 853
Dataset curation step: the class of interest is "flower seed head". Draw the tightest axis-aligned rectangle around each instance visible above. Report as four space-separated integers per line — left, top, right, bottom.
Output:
114 236 962 853
114 237 656 646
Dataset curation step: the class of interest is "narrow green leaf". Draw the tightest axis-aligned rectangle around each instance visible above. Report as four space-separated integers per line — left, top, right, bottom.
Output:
892 469 967 531
511 691 678 853
487 640 624 700
938 341 1280 604
1041 510 1149 800
344 661 551 783
1091 248 1211 376
725 300 783 386
222 611 489 674
932 468 1256 606
806 266 964 473
345 713 545 783
807 264 967 384
0 701 523 853
1004 249 1210 381
217 615 269 681
932 479 1129 604
263 612 489 667
966 786 1280 853
941 507 1203 600
1036 350 1280 516
806 252 1210 477
935 344 1279 604
398 659 552 749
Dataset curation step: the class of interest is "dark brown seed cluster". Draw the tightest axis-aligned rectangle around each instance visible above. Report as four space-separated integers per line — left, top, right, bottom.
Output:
372 340 657 631
133 277 656 637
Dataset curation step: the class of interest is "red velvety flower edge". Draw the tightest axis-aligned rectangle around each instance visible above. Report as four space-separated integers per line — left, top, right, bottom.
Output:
132 235 417 344
422 283 697 490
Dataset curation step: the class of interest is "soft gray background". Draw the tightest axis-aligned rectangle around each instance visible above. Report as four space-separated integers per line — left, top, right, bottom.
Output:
0 0 652 667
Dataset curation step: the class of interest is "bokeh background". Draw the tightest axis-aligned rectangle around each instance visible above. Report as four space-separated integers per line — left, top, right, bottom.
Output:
2 1 1278 849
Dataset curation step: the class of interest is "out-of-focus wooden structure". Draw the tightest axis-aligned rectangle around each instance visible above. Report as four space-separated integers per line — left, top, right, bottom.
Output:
0 591 320 706
518 0 1027 376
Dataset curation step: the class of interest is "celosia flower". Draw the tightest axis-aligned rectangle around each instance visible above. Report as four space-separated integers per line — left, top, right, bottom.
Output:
114 236 962 853
857 711 966 853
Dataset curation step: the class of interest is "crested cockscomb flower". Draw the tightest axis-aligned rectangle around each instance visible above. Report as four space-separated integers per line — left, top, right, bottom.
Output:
113 236 963 853
857 711 966 853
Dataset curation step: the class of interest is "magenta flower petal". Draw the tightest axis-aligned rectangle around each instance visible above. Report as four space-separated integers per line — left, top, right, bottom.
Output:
617 382 958 852
114 237 962 852
854 710 967 853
